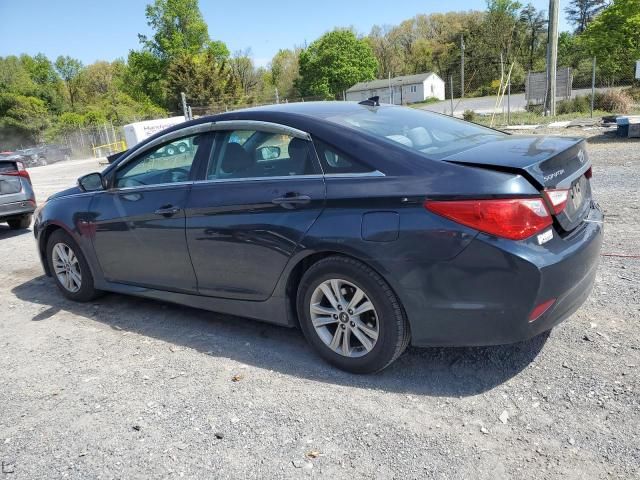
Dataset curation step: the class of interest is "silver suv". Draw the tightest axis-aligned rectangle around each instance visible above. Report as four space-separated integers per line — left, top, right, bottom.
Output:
0 158 36 230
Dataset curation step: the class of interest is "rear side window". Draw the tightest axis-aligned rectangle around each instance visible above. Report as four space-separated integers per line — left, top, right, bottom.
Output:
313 140 373 174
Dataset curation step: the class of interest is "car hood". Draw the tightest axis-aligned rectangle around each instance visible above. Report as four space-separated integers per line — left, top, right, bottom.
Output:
48 185 82 200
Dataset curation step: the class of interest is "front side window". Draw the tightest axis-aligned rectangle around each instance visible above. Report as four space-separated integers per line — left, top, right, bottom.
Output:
207 130 319 180
115 134 205 188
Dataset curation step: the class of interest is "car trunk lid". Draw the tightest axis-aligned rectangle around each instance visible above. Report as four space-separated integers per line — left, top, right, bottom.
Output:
441 135 592 233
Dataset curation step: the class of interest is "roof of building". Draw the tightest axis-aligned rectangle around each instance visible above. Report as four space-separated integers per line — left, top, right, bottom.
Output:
346 72 440 92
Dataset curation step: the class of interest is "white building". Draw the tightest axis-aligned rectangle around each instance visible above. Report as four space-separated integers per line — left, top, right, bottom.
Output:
346 72 446 104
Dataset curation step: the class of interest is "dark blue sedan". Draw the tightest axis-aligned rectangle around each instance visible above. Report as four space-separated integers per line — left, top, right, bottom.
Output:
33 101 603 373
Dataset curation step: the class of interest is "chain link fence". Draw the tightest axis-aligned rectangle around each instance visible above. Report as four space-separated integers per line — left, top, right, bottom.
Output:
435 57 639 125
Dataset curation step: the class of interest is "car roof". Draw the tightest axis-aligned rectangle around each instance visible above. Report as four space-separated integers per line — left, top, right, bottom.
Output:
232 101 378 117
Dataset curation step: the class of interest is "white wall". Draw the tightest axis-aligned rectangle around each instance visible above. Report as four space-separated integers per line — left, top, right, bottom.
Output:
346 75 445 104
424 75 445 101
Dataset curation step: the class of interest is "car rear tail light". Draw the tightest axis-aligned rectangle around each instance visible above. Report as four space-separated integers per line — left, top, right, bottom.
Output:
585 167 592 179
424 198 552 241
528 298 556 322
543 189 569 214
3 161 31 183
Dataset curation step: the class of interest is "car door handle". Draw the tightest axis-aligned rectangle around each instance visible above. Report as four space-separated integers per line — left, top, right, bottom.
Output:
155 205 182 216
272 194 311 209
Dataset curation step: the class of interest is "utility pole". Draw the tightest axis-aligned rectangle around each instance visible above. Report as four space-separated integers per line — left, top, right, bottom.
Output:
547 0 559 116
275 87 280 104
590 57 596 118
180 92 189 120
449 76 454 116
460 35 465 98
388 71 392 104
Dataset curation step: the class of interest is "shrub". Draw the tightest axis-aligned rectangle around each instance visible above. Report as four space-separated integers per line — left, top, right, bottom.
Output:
623 87 640 103
463 110 477 122
557 95 591 115
593 90 632 114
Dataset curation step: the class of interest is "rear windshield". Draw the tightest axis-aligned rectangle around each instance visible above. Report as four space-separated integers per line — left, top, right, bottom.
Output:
0 161 18 174
324 106 505 160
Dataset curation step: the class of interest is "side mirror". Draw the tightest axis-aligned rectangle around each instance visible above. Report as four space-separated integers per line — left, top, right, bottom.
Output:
257 145 281 161
78 172 105 192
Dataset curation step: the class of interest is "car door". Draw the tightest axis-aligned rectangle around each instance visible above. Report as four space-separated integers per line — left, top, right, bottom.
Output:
90 131 214 292
185 122 325 301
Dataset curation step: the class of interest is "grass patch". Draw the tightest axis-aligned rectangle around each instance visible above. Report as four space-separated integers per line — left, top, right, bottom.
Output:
473 108 640 127
410 97 441 106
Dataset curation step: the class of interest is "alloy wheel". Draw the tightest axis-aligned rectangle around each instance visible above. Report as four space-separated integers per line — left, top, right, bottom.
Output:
309 278 379 358
52 242 82 293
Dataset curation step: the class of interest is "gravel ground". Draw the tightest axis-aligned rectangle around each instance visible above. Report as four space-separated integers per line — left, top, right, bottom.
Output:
1 132 639 479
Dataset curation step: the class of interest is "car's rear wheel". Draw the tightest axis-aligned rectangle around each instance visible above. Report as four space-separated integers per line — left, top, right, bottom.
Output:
46 230 100 302
297 256 410 373
7 215 32 230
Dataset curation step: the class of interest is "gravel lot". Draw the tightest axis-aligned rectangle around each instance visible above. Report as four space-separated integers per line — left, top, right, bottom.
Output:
1 132 639 479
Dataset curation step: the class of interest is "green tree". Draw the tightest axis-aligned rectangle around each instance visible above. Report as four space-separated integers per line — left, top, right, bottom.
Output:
579 0 640 82
19 54 65 113
270 48 300 99
165 51 237 109
297 30 378 99
230 49 259 97
519 4 547 71
139 0 212 60
565 0 608 33
123 50 166 106
54 56 84 110
0 56 36 96
0 93 49 147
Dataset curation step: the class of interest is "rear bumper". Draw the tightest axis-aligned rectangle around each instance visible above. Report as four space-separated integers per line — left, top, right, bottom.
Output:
0 199 36 220
404 203 604 347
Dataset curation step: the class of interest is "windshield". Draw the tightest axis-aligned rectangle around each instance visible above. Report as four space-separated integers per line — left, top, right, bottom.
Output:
324 106 505 160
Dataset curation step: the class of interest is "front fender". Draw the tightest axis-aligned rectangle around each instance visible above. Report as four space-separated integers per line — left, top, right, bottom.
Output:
34 193 104 284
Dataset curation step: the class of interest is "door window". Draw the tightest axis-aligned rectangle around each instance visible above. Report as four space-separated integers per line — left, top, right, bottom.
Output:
206 130 319 180
114 134 205 188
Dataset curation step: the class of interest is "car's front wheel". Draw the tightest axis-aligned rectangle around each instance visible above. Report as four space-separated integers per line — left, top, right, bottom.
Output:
297 256 410 373
46 230 100 302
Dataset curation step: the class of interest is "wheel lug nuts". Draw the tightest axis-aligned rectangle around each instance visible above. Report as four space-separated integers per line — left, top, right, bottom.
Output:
337 305 342 310
348 309 353 315
333 314 338 319
350 321 355 327
341 324 346 329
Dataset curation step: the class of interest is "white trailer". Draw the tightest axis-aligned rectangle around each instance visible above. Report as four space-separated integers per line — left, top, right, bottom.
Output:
122 116 186 149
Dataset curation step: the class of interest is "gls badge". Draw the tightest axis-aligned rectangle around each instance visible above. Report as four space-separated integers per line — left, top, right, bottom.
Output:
537 229 553 245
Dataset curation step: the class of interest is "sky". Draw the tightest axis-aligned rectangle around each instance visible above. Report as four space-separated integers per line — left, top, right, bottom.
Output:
0 0 571 67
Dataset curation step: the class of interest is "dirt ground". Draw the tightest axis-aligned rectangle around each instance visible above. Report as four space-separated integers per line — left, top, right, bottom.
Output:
1 132 639 479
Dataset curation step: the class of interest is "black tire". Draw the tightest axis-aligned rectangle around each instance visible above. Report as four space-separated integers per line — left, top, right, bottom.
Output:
7 214 32 230
165 146 177 156
297 256 410 374
46 229 101 302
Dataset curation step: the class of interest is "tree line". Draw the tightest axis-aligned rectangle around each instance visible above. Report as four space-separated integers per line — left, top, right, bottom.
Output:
1 0 638 149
